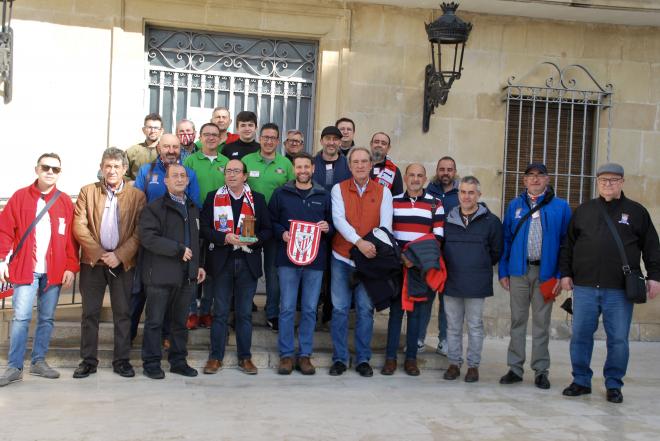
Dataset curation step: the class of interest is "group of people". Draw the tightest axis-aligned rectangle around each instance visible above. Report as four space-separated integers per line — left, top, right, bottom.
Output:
1 107 658 405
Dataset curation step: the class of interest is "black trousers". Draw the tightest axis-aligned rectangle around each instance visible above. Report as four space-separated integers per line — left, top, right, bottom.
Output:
79 264 133 367
141 281 195 369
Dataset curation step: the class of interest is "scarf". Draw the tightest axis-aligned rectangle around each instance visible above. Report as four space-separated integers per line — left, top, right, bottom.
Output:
373 157 398 189
213 183 255 236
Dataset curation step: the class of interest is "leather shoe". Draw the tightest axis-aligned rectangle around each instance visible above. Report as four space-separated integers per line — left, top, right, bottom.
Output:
562 382 592 397
238 358 258 375
443 364 460 380
113 361 135 378
535 373 551 390
499 370 523 384
606 388 623 403
73 362 97 379
381 359 397 376
464 367 479 383
170 364 198 377
199 314 213 328
186 314 199 330
329 361 347 376
355 362 373 377
143 366 165 380
203 359 222 375
278 357 294 375
296 357 316 375
404 359 420 377
162 339 171 350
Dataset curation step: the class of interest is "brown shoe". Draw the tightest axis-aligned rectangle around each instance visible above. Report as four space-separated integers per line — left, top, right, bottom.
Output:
203 359 222 375
162 339 171 350
278 357 294 375
443 364 460 380
296 357 316 375
238 358 258 375
404 359 420 376
381 359 397 376
465 367 479 383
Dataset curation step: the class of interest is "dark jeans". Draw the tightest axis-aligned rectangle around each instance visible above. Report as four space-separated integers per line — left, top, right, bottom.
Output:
141 281 195 369
130 287 170 342
385 292 435 361
79 264 133 367
210 254 258 361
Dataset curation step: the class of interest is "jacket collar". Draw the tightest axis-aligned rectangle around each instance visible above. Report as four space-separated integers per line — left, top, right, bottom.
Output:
281 180 326 197
29 181 60 202
446 203 489 227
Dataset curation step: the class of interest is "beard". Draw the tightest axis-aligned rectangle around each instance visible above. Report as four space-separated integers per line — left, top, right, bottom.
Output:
372 150 386 164
296 174 311 184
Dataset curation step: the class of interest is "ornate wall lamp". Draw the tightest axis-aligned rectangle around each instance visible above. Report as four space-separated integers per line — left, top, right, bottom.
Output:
423 2 472 132
1 0 14 104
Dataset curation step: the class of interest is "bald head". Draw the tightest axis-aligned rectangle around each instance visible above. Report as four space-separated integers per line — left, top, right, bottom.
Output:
404 163 427 197
158 133 181 165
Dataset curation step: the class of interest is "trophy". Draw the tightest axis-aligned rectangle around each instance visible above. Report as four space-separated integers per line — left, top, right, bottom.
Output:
239 215 258 243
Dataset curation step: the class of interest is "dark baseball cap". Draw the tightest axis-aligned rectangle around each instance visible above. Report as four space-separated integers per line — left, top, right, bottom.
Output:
524 163 548 175
321 126 342 139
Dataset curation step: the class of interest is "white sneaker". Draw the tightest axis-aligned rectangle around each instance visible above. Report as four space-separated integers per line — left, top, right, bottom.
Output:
436 340 448 356
0 367 23 387
416 339 426 353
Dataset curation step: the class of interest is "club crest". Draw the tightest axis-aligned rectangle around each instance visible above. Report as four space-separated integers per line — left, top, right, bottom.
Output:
618 213 630 225
287 220 322 266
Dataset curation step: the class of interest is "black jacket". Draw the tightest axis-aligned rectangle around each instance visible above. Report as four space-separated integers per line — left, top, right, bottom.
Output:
559 194 660 289
200 189 272 279
139 194 202 286
403 237 443 298
443 204 503 298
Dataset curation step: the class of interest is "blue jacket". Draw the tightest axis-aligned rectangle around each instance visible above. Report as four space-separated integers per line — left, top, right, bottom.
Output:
443 204 503 298
498 189 571 282
426 179 459 214
268 181 334 270
134 158 202 208
312 152 351 192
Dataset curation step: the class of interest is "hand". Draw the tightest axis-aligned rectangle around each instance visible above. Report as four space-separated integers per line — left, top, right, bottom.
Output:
182 247 193 262
317 221 330 233
61 270 75 289
225 233 244 247
647 279 660 300
101 252 121 268
197 268 206 284
560 276 574 291
0 261 8 284
282 231 290 243
401 254 414 268
356 239 376 259
552 279 561 296
499 277 510 291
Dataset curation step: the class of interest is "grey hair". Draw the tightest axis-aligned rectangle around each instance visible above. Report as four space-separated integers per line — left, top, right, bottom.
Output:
101 147 128 168
286 129 304 139
347 146 372 163
460 175 481 192
176 118 196 131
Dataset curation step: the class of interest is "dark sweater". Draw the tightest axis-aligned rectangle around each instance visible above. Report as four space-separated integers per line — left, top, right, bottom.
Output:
222 139 260 160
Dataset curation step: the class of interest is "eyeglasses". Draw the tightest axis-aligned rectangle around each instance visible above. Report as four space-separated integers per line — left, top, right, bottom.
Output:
39 165 62 174
225 168 244 175
144 126 162 131
201 132 219 138
260 136 279 142
597 177 623 185
286 139 303 145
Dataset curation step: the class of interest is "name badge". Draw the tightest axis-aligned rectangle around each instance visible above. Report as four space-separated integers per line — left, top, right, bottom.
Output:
325 164 333 171
249 170 260 178
58 218 66 235
373 167 380 175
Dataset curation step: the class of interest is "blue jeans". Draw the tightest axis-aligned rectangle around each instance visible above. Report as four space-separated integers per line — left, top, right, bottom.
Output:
8 273 61 369
417 293 447 344
277 266 323 358
330 256 374 365
385 292 434 360
264 238 281 320
570 285 633 390
209 254 258 360
189 279 213 315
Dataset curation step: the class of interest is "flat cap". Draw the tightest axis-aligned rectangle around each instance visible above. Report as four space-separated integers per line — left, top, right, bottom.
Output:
321 126 342 139
596 163 624 177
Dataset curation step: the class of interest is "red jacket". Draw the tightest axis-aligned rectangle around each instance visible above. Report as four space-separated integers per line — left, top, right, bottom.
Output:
0 181 80 288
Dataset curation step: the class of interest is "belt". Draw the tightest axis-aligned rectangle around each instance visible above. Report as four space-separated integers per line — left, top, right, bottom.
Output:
527 260 541 266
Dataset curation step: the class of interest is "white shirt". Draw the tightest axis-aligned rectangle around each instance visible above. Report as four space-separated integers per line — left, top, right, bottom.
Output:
33 196 51 274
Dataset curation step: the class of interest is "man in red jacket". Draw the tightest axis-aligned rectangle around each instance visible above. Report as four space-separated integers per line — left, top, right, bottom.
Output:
0 153 79 387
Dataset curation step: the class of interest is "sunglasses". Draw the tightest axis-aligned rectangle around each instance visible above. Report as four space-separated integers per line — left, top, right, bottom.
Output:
39 165 62 174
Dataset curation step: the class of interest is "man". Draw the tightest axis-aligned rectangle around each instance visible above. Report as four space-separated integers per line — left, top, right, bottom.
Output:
559 163 660 404
312 126 352 192
330 146 393 377
498 163 571 390
183 122 229 329
284 129 305 162
194 107 240 151
369 132 403 195
71 148 146 379
242 123 294 331
200 159 272 375
126 113 163 181
382 163 444 377
222 111 260 160
268 152 333 375
422 156 460 356
0 154 79 387
442 176 503 383
139 164 206 379
176 119 197 162
335 117 355 156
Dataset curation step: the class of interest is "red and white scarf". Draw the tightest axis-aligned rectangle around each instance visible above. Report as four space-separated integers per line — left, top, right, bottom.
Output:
373 157 398 189
213 184 255 235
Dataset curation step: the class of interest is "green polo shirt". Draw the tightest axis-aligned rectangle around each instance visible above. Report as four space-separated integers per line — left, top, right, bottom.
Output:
183 150 230 202
242 152 294 203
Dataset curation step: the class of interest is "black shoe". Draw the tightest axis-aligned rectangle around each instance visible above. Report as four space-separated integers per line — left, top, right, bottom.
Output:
143 366 165 380
328 361 347 376
606 388 623 403
113 361 135 378
267 317 279 332
170 364 198 377
73 362 97 379
535 373 551 390
499 370 523 384
562 382 592 397
355 362 373 378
